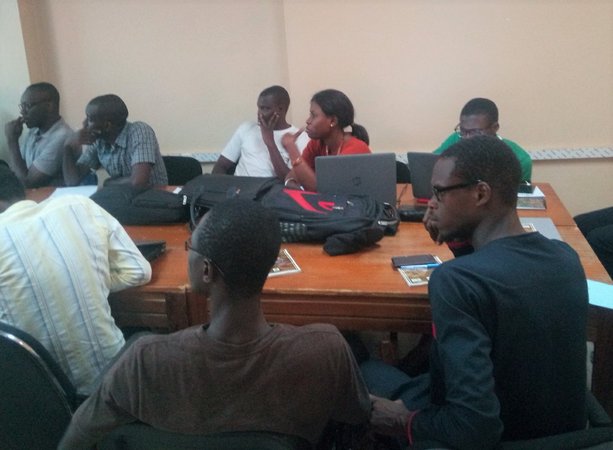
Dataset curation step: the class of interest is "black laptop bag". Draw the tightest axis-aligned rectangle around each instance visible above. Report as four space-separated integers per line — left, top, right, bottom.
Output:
91 185 188 225
260 187 398 255
179 174 399 255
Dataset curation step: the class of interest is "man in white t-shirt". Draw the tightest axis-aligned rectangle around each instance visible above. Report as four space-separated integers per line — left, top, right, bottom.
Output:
213 86 309 180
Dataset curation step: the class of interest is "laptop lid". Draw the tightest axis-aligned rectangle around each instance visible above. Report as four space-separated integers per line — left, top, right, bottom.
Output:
407 152 439 201
315 153 397 205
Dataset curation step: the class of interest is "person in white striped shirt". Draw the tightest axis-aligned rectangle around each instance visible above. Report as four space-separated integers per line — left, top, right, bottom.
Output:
0 163 152 396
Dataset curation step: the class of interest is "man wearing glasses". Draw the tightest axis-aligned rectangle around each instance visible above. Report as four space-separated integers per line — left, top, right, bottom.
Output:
365 136 587 448
60 199 370 449
4 82 73 187
433 97 532 182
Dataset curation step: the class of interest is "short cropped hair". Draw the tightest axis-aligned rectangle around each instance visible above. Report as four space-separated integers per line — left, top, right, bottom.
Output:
460 98 499 124
260 85 290 110
311 89 369 145
88 94 129 126
193 199 281 298
27 82 60 110
441 135 520 207
0 165 26 204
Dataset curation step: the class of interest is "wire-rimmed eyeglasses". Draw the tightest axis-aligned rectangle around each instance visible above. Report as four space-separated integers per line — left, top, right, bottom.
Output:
185 236 225 278
18 99 50 113
454 124 492 139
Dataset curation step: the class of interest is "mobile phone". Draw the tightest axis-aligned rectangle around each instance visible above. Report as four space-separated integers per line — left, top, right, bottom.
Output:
391 254 440 268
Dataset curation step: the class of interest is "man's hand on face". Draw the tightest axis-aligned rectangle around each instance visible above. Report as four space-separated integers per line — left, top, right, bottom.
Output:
66 119 100 150
259 111 280 148
258 111 279 131
4 117 24 142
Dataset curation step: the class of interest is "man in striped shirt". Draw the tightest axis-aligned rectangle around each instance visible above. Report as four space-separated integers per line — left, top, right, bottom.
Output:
0 164 152 395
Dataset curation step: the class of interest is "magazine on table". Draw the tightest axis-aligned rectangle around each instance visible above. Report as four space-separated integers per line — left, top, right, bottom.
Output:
268 248 301 277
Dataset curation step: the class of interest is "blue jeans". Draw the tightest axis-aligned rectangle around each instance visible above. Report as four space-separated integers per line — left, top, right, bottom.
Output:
360 359 431 410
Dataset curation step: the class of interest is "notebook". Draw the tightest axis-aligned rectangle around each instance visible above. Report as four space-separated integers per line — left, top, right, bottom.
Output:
520 217 562 240
406 152 439 202
135 240 166 262
315 153 397 205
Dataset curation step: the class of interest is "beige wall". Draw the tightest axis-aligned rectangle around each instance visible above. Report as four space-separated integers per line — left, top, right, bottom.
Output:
0 0 30 162
4 0 613 213
284 0 613 151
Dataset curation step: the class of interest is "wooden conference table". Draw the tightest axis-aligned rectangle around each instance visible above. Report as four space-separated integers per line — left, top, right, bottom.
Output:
27 183 613 413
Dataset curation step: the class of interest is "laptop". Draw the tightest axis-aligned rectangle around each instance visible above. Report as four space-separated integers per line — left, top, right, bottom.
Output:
135 240 166 262
406 152 439 202
315 153 397 205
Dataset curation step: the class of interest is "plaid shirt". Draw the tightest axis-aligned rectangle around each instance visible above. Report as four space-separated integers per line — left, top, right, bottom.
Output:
78 121 168 184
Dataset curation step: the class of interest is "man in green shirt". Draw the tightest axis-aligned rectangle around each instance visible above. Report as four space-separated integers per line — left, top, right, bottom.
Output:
434 98 532 182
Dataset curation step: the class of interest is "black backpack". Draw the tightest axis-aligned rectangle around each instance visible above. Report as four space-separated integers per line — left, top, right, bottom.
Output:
260 187 398 240
180 174 399 256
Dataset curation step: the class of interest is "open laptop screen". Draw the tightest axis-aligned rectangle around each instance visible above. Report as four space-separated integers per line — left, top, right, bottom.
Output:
407 152 439 202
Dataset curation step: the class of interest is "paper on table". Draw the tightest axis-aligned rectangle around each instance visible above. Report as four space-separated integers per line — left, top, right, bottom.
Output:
520 217 562 240
587 279 613 310
49 186 97 199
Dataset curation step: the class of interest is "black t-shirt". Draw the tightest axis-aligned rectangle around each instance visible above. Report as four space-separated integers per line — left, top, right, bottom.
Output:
412 232 588 449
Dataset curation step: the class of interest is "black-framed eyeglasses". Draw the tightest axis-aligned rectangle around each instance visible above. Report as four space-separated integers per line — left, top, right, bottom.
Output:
18 99 50 113
185 236 225 278
454 123 492 139
431 180 481 202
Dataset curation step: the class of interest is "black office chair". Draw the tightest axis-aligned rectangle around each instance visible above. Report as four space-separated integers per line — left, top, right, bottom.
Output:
407 391 613 450
162 156 203 185
396 160 411 183
98 423 313 450
494 391 613 450
0 322 78 450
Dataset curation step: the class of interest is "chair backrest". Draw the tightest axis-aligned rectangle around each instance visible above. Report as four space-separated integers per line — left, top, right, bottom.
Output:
98 423 313 450
162 156 203 185
0 321 76 450
497 427 613 450
497 391 613 450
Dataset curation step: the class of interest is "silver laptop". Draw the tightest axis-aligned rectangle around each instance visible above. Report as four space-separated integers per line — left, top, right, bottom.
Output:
407 152 439 201
315 153 397 205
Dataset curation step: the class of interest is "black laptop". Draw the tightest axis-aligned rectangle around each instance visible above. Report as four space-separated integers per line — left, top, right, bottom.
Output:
406 152 439 202
135 240 166 262
315 153 397 205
